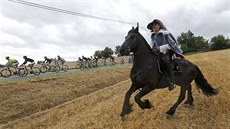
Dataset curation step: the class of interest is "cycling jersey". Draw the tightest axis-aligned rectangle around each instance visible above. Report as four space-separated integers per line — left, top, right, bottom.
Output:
58 57 65 62
5 58 19 67
8 58 18 63
44 58 54 64
22 57 34 65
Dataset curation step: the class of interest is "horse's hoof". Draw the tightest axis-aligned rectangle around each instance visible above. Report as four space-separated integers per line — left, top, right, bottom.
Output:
184 104 194 109
121 114 128 121
144 99 153 109
166 114 173 119
149 103 154 108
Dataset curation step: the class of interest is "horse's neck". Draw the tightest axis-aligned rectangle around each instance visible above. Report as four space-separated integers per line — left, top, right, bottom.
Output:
133 42 156 69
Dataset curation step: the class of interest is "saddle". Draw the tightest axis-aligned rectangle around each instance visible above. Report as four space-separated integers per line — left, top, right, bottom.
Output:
157 59 182 73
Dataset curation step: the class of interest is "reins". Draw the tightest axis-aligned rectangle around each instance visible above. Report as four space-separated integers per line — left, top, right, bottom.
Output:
131 65 153 86
133 50 160 57
131 65 152 78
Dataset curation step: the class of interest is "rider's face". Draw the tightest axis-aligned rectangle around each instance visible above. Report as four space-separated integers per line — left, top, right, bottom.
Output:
152 23 161 32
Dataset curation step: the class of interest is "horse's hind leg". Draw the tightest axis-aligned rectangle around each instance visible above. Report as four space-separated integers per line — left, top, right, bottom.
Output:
184 84 194 106
166 86 187 118
120 83 137 117
135 86 153 109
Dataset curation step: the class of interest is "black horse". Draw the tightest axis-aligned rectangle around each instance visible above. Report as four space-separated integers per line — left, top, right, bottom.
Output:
119 25 219 119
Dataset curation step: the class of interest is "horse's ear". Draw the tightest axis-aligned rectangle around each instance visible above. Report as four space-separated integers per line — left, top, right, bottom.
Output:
134 22 139 32
132 26 134 30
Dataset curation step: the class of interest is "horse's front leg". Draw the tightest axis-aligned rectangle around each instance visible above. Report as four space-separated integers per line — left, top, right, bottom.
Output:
135 85 154 109
120 83 137 118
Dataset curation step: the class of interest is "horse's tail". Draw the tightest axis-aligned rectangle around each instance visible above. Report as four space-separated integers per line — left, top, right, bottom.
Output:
194 65 219 96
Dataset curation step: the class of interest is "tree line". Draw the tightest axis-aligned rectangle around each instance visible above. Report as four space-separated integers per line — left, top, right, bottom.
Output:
93 46 121 59
177 30 230 53
93 30 230 58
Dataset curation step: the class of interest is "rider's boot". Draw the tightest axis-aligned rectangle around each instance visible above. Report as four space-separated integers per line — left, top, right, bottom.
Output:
162 54 175 91
165 61 175 91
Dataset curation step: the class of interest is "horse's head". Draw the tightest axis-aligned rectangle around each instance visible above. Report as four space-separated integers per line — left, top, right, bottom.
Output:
120 26 139 56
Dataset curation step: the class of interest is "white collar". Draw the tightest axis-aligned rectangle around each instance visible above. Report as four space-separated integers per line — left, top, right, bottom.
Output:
152 29 169 35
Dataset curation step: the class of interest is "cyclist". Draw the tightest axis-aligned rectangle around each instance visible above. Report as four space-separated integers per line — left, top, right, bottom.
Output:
44 56 54 64
5 56 19 67
101 56 106 66
93 56 98 63
82 56 88 62
21 56 35 69
109 56 115 62
77 57 83 66
120 56 125 64
44 56 54 70
82 56 89 64
57 55 65 65
78 57 83 62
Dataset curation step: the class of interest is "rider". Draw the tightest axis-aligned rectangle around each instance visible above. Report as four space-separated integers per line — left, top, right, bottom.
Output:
93 56 98 63
78 57 83 62
78 57 83 66
82 56 88 62
147 19 184 91
5 56 19 67
21 56 35 69
44 56 54 64
57 55 65 65
120 56 125 64
107 56 115 65
109 56 114 61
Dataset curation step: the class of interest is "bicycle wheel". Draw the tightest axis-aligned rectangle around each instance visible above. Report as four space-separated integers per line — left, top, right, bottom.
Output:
50 66 60 73
32 67 41 76
62 65 69 72
40 66 47 73
85 63 90 70
18 68 27 77
0 69 11 78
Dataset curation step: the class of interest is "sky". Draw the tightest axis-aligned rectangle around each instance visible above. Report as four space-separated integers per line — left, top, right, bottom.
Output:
0 0 229 64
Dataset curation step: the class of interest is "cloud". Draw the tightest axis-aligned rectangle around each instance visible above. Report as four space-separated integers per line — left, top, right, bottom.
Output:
0 0 229 64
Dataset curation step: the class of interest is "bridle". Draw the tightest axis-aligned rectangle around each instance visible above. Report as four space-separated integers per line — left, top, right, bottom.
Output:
124 32 138 53
125 32 156 56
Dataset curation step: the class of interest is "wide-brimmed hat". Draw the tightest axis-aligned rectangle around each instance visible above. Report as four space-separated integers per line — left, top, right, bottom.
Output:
147 19 166 30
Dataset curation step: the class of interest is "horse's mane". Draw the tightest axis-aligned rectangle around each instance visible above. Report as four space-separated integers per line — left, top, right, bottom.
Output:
136 31 152 52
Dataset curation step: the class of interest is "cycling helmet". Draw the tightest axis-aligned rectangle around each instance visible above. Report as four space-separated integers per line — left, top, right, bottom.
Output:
23 56 27 59
5 56 9 59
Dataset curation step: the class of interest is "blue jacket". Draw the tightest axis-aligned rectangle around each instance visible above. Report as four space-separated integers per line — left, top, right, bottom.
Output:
151 29 184 58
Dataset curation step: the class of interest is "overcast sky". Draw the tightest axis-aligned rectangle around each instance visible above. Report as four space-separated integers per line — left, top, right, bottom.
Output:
0 0 229 64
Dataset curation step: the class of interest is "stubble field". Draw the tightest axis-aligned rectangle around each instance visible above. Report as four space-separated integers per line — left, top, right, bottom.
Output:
0 49 230 129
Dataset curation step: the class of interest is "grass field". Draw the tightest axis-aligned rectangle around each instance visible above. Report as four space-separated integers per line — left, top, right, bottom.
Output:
0 49 230 129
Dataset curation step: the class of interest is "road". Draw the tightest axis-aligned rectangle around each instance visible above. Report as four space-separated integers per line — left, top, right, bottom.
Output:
0 64 130 81
0 68 79 81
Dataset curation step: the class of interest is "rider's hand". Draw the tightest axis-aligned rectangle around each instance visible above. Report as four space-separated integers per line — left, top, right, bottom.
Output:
156 47 160 51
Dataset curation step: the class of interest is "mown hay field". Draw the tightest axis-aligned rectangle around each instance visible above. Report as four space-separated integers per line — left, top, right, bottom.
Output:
0 49 230 129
